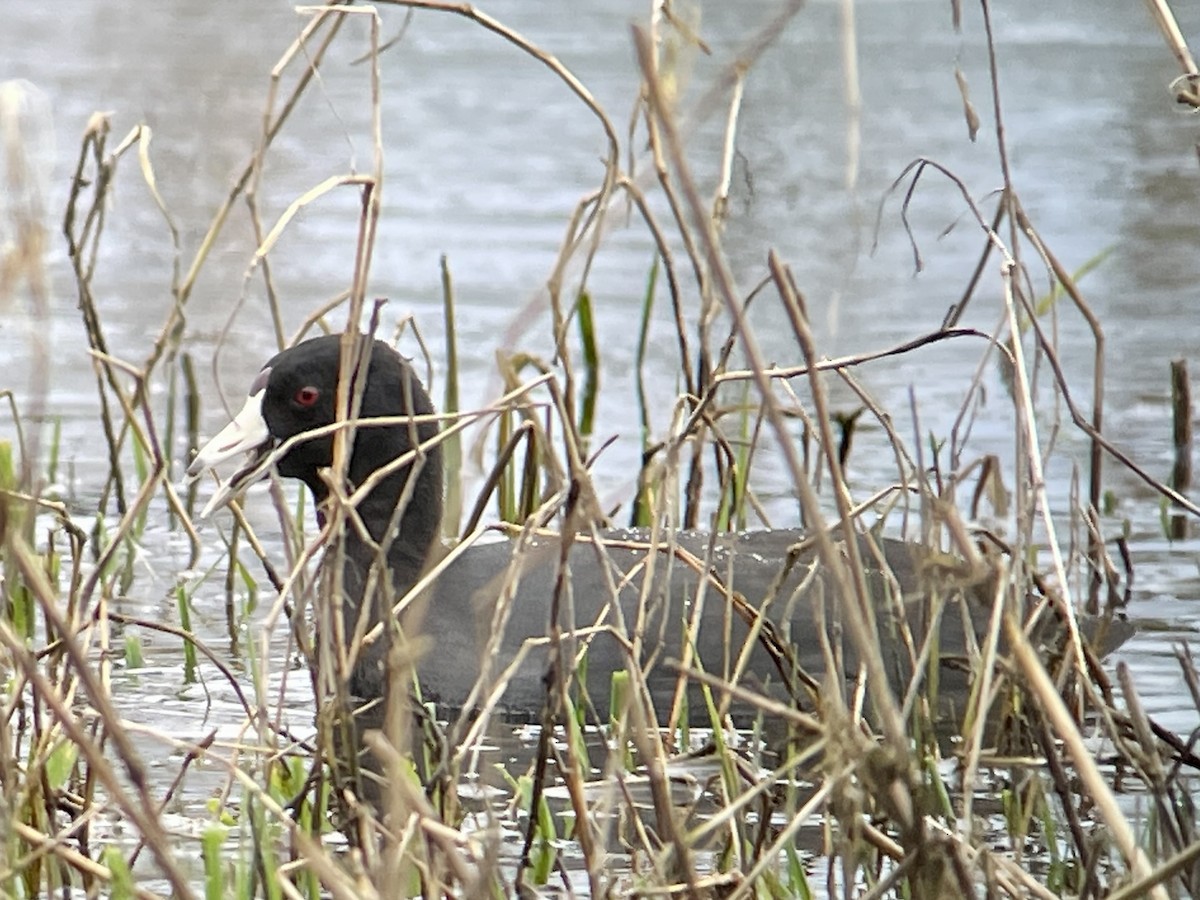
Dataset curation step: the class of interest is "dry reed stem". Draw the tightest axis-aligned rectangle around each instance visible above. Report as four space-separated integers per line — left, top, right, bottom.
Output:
1006 611 1166 898
0 615 194 898
837 0 862 191
1107 837 1200 900
1142 0 1200 106
205 10 348 382
5 0 1195 895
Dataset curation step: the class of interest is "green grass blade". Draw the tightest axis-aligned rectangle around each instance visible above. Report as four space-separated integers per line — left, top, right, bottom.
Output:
576 290 599 439
441 254 462 537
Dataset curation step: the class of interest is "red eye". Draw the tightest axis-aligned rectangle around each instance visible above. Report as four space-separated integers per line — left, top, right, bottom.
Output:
294 386 320 408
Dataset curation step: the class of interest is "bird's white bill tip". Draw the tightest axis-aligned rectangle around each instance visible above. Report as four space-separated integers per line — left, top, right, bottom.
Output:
184 390 274 517
185 391 269 481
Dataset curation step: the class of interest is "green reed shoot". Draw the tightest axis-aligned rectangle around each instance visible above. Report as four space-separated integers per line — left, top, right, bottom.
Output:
123 630 145 669
497 409 515 523
518 426 539 522
715 380 753 532
181 351 201 519
131 432 150 538
784 845 812 899
441 254 462 537
247 797 283 900
607 668 628 732
44 739 78 792
175 584 198 683
0 440 15 494
635 256 659 450
522 771 558 886
576 290 599 442
45 417 61 489
102 848 135 900
201 824 229 900
631 257 661 528
165 363 178 519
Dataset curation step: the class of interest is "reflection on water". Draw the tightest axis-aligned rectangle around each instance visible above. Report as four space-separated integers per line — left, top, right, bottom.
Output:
4 0 1200 891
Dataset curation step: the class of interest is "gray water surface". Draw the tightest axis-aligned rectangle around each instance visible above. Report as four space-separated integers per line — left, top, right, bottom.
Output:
4 0 1200 889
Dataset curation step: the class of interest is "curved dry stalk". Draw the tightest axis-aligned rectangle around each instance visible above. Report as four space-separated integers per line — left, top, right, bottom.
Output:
0 611 195 899
1005 610 1167 899
1143 0 1200 90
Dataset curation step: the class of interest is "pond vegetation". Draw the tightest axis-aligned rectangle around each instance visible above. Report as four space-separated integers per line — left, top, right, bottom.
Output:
2 2 1200 897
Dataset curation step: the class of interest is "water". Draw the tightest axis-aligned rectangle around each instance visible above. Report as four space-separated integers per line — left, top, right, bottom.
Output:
4 0 1200 891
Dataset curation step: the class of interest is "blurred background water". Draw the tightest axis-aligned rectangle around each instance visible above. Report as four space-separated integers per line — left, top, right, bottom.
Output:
3 0 1200 884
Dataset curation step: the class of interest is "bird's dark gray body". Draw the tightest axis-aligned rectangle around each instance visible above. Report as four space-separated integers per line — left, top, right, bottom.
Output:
395 528 1134 725
190 334 1134 746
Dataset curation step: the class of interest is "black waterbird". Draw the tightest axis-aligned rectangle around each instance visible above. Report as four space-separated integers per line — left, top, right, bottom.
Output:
187 334 1133 787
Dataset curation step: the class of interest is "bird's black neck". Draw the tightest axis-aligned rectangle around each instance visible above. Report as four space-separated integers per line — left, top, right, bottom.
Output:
313 424 444 699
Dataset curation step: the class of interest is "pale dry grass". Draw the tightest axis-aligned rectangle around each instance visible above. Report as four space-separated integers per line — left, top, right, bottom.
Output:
0 2 1197 898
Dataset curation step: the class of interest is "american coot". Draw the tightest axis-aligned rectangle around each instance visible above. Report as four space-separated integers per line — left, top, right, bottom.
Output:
187 334 1133 734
